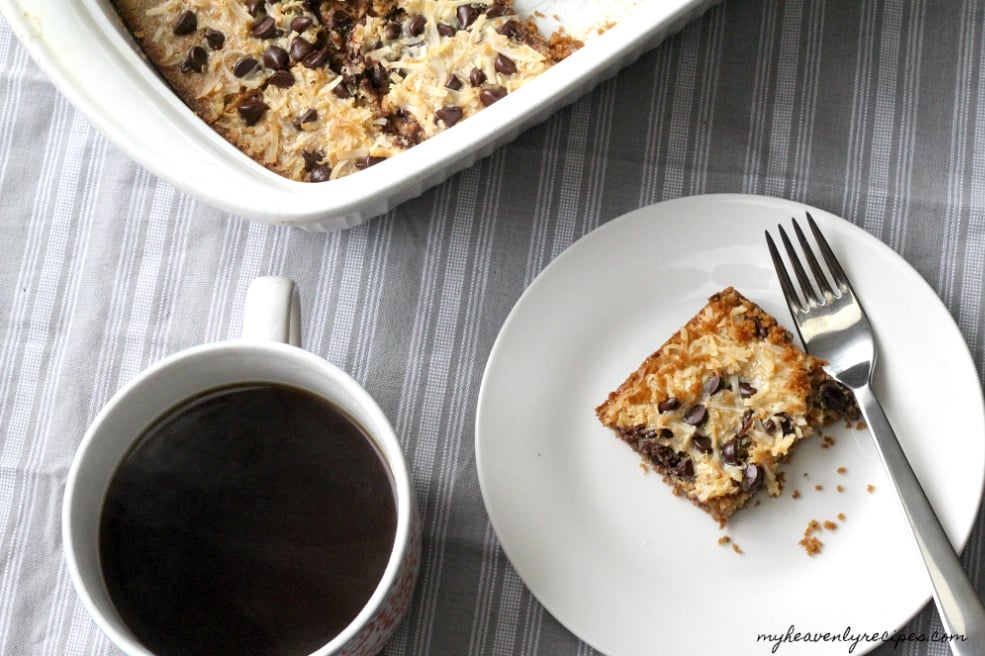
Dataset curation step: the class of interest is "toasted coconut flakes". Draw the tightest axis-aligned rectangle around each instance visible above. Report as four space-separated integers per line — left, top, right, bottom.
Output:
119 0 570 180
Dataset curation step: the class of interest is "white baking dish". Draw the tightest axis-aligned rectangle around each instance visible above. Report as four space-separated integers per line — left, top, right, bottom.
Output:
1 0 717 231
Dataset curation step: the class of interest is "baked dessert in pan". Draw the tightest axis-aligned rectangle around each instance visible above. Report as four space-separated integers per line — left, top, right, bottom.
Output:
596 287 861 526
112 0 578 182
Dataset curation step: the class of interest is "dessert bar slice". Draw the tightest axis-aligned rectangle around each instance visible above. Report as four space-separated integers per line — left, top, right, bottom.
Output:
595 287 860 526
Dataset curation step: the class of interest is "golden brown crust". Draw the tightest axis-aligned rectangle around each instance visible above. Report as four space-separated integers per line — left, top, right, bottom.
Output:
112 0 576 182
596 287 859 525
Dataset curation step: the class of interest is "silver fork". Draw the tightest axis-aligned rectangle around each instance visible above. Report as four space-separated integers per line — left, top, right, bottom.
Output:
766 213 985 654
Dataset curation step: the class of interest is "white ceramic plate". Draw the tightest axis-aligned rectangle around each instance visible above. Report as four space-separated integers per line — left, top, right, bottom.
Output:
475 194 985 656
0 0 717 231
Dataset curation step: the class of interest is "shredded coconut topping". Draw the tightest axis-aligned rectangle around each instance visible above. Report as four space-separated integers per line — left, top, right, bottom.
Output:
116 0 578 181
596 287 861 525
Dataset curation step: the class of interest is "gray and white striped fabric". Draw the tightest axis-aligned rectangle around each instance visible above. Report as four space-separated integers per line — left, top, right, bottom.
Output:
1 1 983 655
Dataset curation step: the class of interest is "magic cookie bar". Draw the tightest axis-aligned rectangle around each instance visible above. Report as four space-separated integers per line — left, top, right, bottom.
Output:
113 0 578 182
595 287 860 526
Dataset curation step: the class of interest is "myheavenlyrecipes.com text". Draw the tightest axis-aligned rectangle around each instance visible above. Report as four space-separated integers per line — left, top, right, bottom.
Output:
758 624 964 653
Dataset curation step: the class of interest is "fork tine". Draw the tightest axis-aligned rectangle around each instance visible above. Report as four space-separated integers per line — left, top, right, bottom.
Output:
777 224 821 306
791 218 836 299
805 212 849 291
765 231 805 313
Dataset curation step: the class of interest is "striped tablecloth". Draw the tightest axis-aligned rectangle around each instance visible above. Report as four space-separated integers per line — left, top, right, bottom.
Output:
1 2 984 655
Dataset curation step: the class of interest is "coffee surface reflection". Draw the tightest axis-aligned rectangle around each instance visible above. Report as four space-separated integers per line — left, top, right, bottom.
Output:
99 383 397 656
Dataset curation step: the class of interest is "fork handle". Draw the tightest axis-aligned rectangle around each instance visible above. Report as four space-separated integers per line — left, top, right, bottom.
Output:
854 383 985 653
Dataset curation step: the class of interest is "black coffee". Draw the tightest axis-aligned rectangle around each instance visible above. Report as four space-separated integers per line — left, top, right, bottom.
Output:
99 383 397 656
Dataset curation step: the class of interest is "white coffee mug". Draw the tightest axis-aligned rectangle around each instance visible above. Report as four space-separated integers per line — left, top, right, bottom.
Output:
62 277 420 656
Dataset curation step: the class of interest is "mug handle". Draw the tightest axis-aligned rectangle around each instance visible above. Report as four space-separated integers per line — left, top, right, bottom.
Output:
241 277 302 346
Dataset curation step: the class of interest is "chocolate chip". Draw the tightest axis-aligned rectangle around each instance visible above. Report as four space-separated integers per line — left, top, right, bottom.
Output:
691 435 713 454
302 149 323 172
742 463 764 491
819 381 848 411
310 164 331 182
672 456 694 478
683 404 707 426
705 373 725 396
497 20 520 38
268 69 295 88
469 67 487 86
327 10 352 34
445 75 463 90
384 21 402 40
721 437 741 465
237 99 268 126
301 47 330 69
263 45 290 70
658 397 679 413
252 16 280 39
326 82 349 99
289 37 313 62
736 409 755 437
180 46 208 73
204 28 225 50
486 3 510 17
435 106 464 127
293 108 318 129
290 15 313 32
173 10 197 35
457 5 479 29
245 0 265 17
494 53 517 75
739 381 757 398
366 63 389 89
479 86 507 106
357 155 385 169
659 428 674 439
408 14 427 36
437 23 456 37
763 419 776 433
233 57 261 78
774 413 794 435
